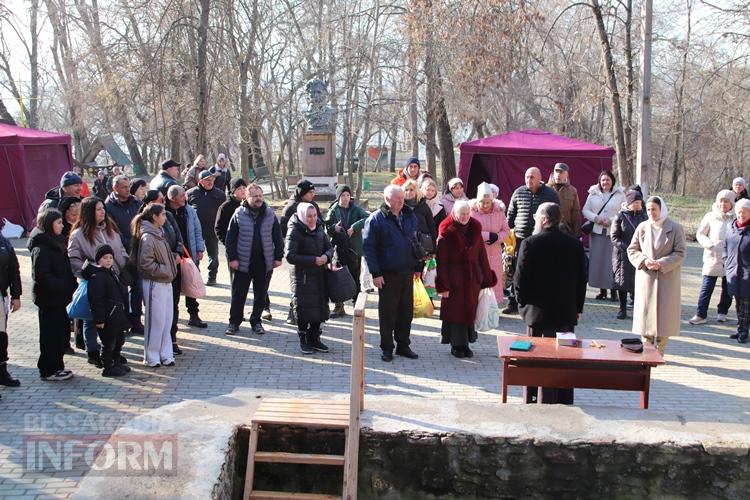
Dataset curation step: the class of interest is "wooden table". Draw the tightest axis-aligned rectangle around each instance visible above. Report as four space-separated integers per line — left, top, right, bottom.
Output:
497 337 664 409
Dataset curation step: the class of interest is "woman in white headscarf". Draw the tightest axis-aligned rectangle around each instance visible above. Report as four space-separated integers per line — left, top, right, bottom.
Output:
688 189 736 325
470 182 509 304
627 196 686 355
285 202 334 355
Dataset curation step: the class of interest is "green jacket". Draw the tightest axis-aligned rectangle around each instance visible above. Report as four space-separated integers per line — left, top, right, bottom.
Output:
324 201 370 255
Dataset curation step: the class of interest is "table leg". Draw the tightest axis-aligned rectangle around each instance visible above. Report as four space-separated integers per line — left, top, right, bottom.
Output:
502 360 508 403
640 366 651 409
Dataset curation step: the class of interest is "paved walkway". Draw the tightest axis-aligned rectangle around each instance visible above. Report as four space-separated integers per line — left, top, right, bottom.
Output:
0 241 748 498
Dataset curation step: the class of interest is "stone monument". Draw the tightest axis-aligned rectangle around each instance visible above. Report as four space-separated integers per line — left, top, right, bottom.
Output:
301 78 337 197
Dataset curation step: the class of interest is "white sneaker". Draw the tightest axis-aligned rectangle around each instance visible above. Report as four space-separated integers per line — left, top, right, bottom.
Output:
688 315 707 325
42 370 73 381
717 314 728 322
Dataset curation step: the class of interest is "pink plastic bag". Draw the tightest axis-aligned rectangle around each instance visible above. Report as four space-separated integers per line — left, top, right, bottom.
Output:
180 255 206 298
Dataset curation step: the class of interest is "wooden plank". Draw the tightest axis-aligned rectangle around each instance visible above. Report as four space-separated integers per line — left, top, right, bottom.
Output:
250 492 341 500
242 422 260 500
253 408 350 417
252 415 350 428
254 451 345 466
255 404 350 413
254 411 349 421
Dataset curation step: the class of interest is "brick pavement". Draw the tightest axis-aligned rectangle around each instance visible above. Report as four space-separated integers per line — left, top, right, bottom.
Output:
0 240 748 498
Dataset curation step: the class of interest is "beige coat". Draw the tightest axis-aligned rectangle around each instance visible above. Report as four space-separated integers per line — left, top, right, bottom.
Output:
68 223 129 278
137 221 177 283
627 218 686 339
695 207 734 276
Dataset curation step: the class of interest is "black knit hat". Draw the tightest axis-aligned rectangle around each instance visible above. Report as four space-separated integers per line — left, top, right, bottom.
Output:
94 244 114 263
58 196 82 216
230 177 247 193
336 184 352 200
625 189 643 205
130 179 147 196
143 189 161 204
295 179 315 201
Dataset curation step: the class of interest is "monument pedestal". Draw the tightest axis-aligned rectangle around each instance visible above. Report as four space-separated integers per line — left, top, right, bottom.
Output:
302 132 337 199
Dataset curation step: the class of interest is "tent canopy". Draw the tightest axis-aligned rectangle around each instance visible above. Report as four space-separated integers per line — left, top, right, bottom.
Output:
0 123 73 232
457 129 615 207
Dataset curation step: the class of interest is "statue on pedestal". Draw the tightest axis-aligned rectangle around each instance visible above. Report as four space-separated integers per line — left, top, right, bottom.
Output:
304 78 335 133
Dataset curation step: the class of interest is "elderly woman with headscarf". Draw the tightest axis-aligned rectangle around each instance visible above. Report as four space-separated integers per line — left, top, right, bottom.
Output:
723 198 750 343
470 182 509 305
436 200 496 358
286 202 334 355
732 177 748 202
440 178 468 216
688 189 736 325
611 187 648 320
627 196 686 355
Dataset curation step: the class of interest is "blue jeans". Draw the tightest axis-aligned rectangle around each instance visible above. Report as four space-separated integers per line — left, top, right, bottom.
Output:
696 275 732 318
82 320 100 353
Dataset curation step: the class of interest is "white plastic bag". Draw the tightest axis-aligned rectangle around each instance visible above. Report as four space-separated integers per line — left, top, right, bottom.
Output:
474 288 499 332
1 218 24 239
360 258 374 293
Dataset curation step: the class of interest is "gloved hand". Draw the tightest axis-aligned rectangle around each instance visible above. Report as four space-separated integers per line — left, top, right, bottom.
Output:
487 232 499 245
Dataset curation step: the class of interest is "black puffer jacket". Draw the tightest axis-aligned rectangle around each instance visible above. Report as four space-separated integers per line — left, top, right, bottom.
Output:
28 229 77 308
611 208 647 292
0 234 21 300
285 216 333 324
82 262 130 334
506 184 560 241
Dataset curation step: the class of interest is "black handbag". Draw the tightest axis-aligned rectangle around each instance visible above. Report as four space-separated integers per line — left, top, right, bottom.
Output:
621 338 644 353
327 265 357 303
582 193 615 235
418 232 435 254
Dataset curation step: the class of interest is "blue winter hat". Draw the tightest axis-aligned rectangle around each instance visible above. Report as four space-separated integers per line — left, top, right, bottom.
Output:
404 157 420 168
60 171 83 188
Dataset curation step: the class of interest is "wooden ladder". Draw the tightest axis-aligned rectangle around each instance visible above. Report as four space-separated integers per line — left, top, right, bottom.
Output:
243 293 367 500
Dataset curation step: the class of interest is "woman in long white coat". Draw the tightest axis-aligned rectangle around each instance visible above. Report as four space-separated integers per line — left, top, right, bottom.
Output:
582 171 625 301
627 196 686 355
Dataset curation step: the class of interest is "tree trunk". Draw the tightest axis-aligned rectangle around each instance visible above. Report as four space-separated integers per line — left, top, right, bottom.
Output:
590 0 629 185
195 0 211 154
0 100 15 125
623 0 634 175
28 0 39 129
434 69 455 181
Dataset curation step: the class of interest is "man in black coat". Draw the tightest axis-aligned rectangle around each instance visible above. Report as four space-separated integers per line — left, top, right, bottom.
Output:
513 202 587 405
150 159 181 197
187 170 227 286
39 171 84 212
504 167 560 314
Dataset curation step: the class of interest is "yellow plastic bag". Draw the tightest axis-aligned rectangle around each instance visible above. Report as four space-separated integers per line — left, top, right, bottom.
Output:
413 276 434 318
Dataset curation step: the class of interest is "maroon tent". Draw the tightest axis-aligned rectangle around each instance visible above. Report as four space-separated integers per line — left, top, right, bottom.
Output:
0 123 73 232
457 129 615 207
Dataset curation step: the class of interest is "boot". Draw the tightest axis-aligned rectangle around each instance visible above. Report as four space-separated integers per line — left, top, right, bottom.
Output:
188 313 207 328
330 303 346 318
307 329 329 353
286 308 297 325
0 363 20 387
75 329 85 350
102 364 128 377
616 309 627 320
501 298 518 315
609 289 619 302
87 350 103 369
595 289 607 300
299 331 313 355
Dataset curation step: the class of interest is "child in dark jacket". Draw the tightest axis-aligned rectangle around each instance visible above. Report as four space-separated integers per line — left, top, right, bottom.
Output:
84 244 131 377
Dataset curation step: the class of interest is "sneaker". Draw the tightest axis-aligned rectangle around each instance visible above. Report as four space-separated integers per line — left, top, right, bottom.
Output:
595 291 607 300
330 303 346 318
739 334 749 344
251 323 265 335
308 336 329 353
395 346 419 359
225 324 239 336
285 311 296 325
42 370 73 381
261 309 273 321
688 315 707 325
144 361 161 368
299 334 314 355
381 350 393 362
162 360 175 366
717 314 728 323
172 344 183 355
206 277 217 286
188 315 208 328
102 365 128 377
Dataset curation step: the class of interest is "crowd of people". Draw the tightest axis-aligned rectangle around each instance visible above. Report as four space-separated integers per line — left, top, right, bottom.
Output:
0 155 746 401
